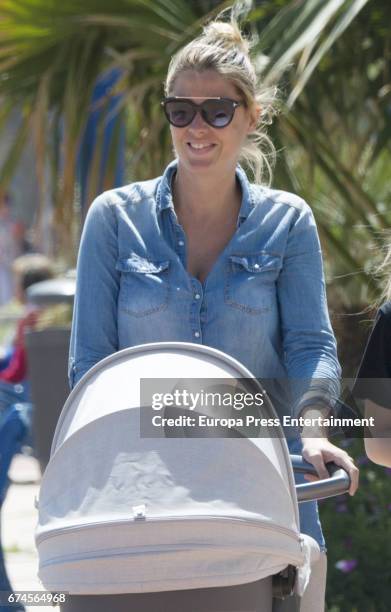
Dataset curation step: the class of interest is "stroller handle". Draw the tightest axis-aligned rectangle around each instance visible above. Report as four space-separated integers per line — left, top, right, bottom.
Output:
290 454 351 502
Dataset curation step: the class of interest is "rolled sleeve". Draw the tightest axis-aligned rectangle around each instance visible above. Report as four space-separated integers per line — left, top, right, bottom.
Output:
277 202 341 416
69 193 120 388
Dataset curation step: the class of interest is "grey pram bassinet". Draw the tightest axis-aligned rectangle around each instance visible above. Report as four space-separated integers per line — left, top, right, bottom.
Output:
35 342 349 611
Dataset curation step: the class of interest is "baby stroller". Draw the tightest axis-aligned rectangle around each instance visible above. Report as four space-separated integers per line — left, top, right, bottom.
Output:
35 343 349 611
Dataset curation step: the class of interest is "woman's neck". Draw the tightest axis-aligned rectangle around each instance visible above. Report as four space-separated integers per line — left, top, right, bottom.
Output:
172 165 241 224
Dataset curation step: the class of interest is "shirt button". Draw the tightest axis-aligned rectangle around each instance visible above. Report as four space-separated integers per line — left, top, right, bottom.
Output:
194 331 200 338
178 240 184 246
194 293 201 300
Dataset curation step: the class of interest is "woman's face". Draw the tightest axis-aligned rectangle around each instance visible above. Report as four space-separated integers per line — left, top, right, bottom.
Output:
168 69 258 177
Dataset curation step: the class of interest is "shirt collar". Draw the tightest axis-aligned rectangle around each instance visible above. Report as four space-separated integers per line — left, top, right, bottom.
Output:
156 159 254 223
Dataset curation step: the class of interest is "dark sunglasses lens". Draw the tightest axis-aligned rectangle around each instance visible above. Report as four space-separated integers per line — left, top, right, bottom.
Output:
164 101 194 127
203 99 234 127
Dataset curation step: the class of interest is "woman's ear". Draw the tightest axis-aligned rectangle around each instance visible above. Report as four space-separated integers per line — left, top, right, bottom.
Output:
248 104 261 133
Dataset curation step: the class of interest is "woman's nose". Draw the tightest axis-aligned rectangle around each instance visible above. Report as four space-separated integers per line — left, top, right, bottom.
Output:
188 110 209 131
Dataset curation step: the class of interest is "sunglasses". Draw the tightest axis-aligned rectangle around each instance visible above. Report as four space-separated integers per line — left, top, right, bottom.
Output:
162 97 243 128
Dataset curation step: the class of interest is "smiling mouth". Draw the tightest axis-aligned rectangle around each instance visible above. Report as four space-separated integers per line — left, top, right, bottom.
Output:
187 142 216 151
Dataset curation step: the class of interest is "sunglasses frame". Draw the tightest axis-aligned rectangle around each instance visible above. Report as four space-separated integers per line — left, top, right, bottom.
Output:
162 96 243 128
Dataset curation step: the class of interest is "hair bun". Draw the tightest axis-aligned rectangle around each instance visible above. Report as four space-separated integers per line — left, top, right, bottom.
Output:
202 21 250 54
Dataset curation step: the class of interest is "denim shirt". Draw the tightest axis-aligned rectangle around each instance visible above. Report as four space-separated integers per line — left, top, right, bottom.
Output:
69 160 341 417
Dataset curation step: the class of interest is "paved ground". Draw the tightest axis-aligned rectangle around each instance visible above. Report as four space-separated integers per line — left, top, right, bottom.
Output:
2 455 60 611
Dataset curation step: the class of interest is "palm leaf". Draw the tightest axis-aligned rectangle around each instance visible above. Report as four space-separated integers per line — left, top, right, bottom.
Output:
287 0 371 106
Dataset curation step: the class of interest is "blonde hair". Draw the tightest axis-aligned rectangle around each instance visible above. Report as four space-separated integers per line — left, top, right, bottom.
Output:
165 19 278 185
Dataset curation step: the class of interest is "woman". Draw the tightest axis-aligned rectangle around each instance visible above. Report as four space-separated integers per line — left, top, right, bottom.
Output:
353 244 391 467
68 19 358 611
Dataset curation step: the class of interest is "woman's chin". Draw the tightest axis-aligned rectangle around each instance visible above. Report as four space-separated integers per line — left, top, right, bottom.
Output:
180 151 220 172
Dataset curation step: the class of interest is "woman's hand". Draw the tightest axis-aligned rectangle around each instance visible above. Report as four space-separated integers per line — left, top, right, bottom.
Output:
301 436 359 496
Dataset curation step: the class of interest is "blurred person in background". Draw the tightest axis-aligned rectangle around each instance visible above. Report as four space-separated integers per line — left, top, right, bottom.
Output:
353 243 391 467
0 254 54 389
0 254 53 611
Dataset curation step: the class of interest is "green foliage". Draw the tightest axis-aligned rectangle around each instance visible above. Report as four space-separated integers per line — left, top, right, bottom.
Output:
253 0 391 308
0 0 227 253
321 438 391 611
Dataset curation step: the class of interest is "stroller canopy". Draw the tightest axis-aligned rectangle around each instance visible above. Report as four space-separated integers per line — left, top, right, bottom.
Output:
36 343 315 595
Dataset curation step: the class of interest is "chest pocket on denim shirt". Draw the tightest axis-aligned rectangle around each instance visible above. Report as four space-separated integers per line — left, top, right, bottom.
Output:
224 252 281 315
116 254 170 317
